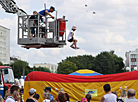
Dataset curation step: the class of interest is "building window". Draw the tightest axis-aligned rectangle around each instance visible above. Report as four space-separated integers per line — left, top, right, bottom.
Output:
131 54 136 58
131 62 136 65
50 67 53 73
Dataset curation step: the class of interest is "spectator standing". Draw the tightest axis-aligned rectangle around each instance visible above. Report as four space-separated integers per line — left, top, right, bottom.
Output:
26 88 36 102
58 93 66 102
85 94 91 102
33 94 39 102
100 84 117 102
43 87 54 100
43 92 50 102
124 89 138 102
81 98 88 102
5 85 21 102
55 89 64 102
112 91 124 102
119 90 127 101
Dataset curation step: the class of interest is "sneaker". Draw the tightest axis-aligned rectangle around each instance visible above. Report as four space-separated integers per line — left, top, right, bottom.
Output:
75 47 79 49
70 45 74 48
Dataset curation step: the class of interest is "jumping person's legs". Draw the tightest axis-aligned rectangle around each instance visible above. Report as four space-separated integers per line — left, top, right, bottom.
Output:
71 39 77 48
68 38 78 48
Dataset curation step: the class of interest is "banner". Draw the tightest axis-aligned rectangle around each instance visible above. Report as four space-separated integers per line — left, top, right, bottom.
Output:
24 71 138 102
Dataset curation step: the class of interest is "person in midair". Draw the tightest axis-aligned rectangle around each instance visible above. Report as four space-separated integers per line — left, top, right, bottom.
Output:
67 26 79 49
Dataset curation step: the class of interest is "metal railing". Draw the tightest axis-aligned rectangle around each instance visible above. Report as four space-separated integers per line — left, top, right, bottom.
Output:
18 12 67 45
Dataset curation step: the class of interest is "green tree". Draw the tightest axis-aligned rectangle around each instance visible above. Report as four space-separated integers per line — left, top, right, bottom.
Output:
92 51 116 74
0 62 3 65
57 51 125 75
64 55 94 69
110 50 125 73
92 51 125 74
10 60 29 78
57 61 78 74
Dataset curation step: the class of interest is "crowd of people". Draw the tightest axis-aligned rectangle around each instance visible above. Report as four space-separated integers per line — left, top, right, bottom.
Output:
100 84 138 102
3 84 138 102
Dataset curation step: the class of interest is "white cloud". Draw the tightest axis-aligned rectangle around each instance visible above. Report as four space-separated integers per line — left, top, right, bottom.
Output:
51 49 61 55
128 37 138 47
103 30 126 45
75 36 86 43
130 24 137 29
14 0 32 13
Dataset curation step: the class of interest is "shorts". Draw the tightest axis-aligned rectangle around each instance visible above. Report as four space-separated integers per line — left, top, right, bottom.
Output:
68 37 73 42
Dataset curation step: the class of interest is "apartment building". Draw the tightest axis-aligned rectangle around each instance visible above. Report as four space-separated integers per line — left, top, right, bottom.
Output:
0 25 10 64
33 63 58 73
125 49 138 71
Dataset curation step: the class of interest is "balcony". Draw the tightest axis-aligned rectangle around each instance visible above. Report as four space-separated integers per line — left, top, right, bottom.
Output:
131 58 136 62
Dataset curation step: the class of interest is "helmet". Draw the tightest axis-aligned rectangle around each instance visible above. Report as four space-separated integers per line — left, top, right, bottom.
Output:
72 26 77 30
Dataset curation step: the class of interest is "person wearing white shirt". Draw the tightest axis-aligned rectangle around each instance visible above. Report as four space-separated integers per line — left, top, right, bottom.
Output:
67 26 79 49
6 85 21 102
100 84 117 102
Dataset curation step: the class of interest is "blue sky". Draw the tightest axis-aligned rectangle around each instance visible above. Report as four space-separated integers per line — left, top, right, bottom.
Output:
0 0 138 66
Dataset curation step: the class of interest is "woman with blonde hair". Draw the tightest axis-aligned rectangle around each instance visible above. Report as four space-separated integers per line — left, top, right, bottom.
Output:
119 90 127 101
43 92 50 102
